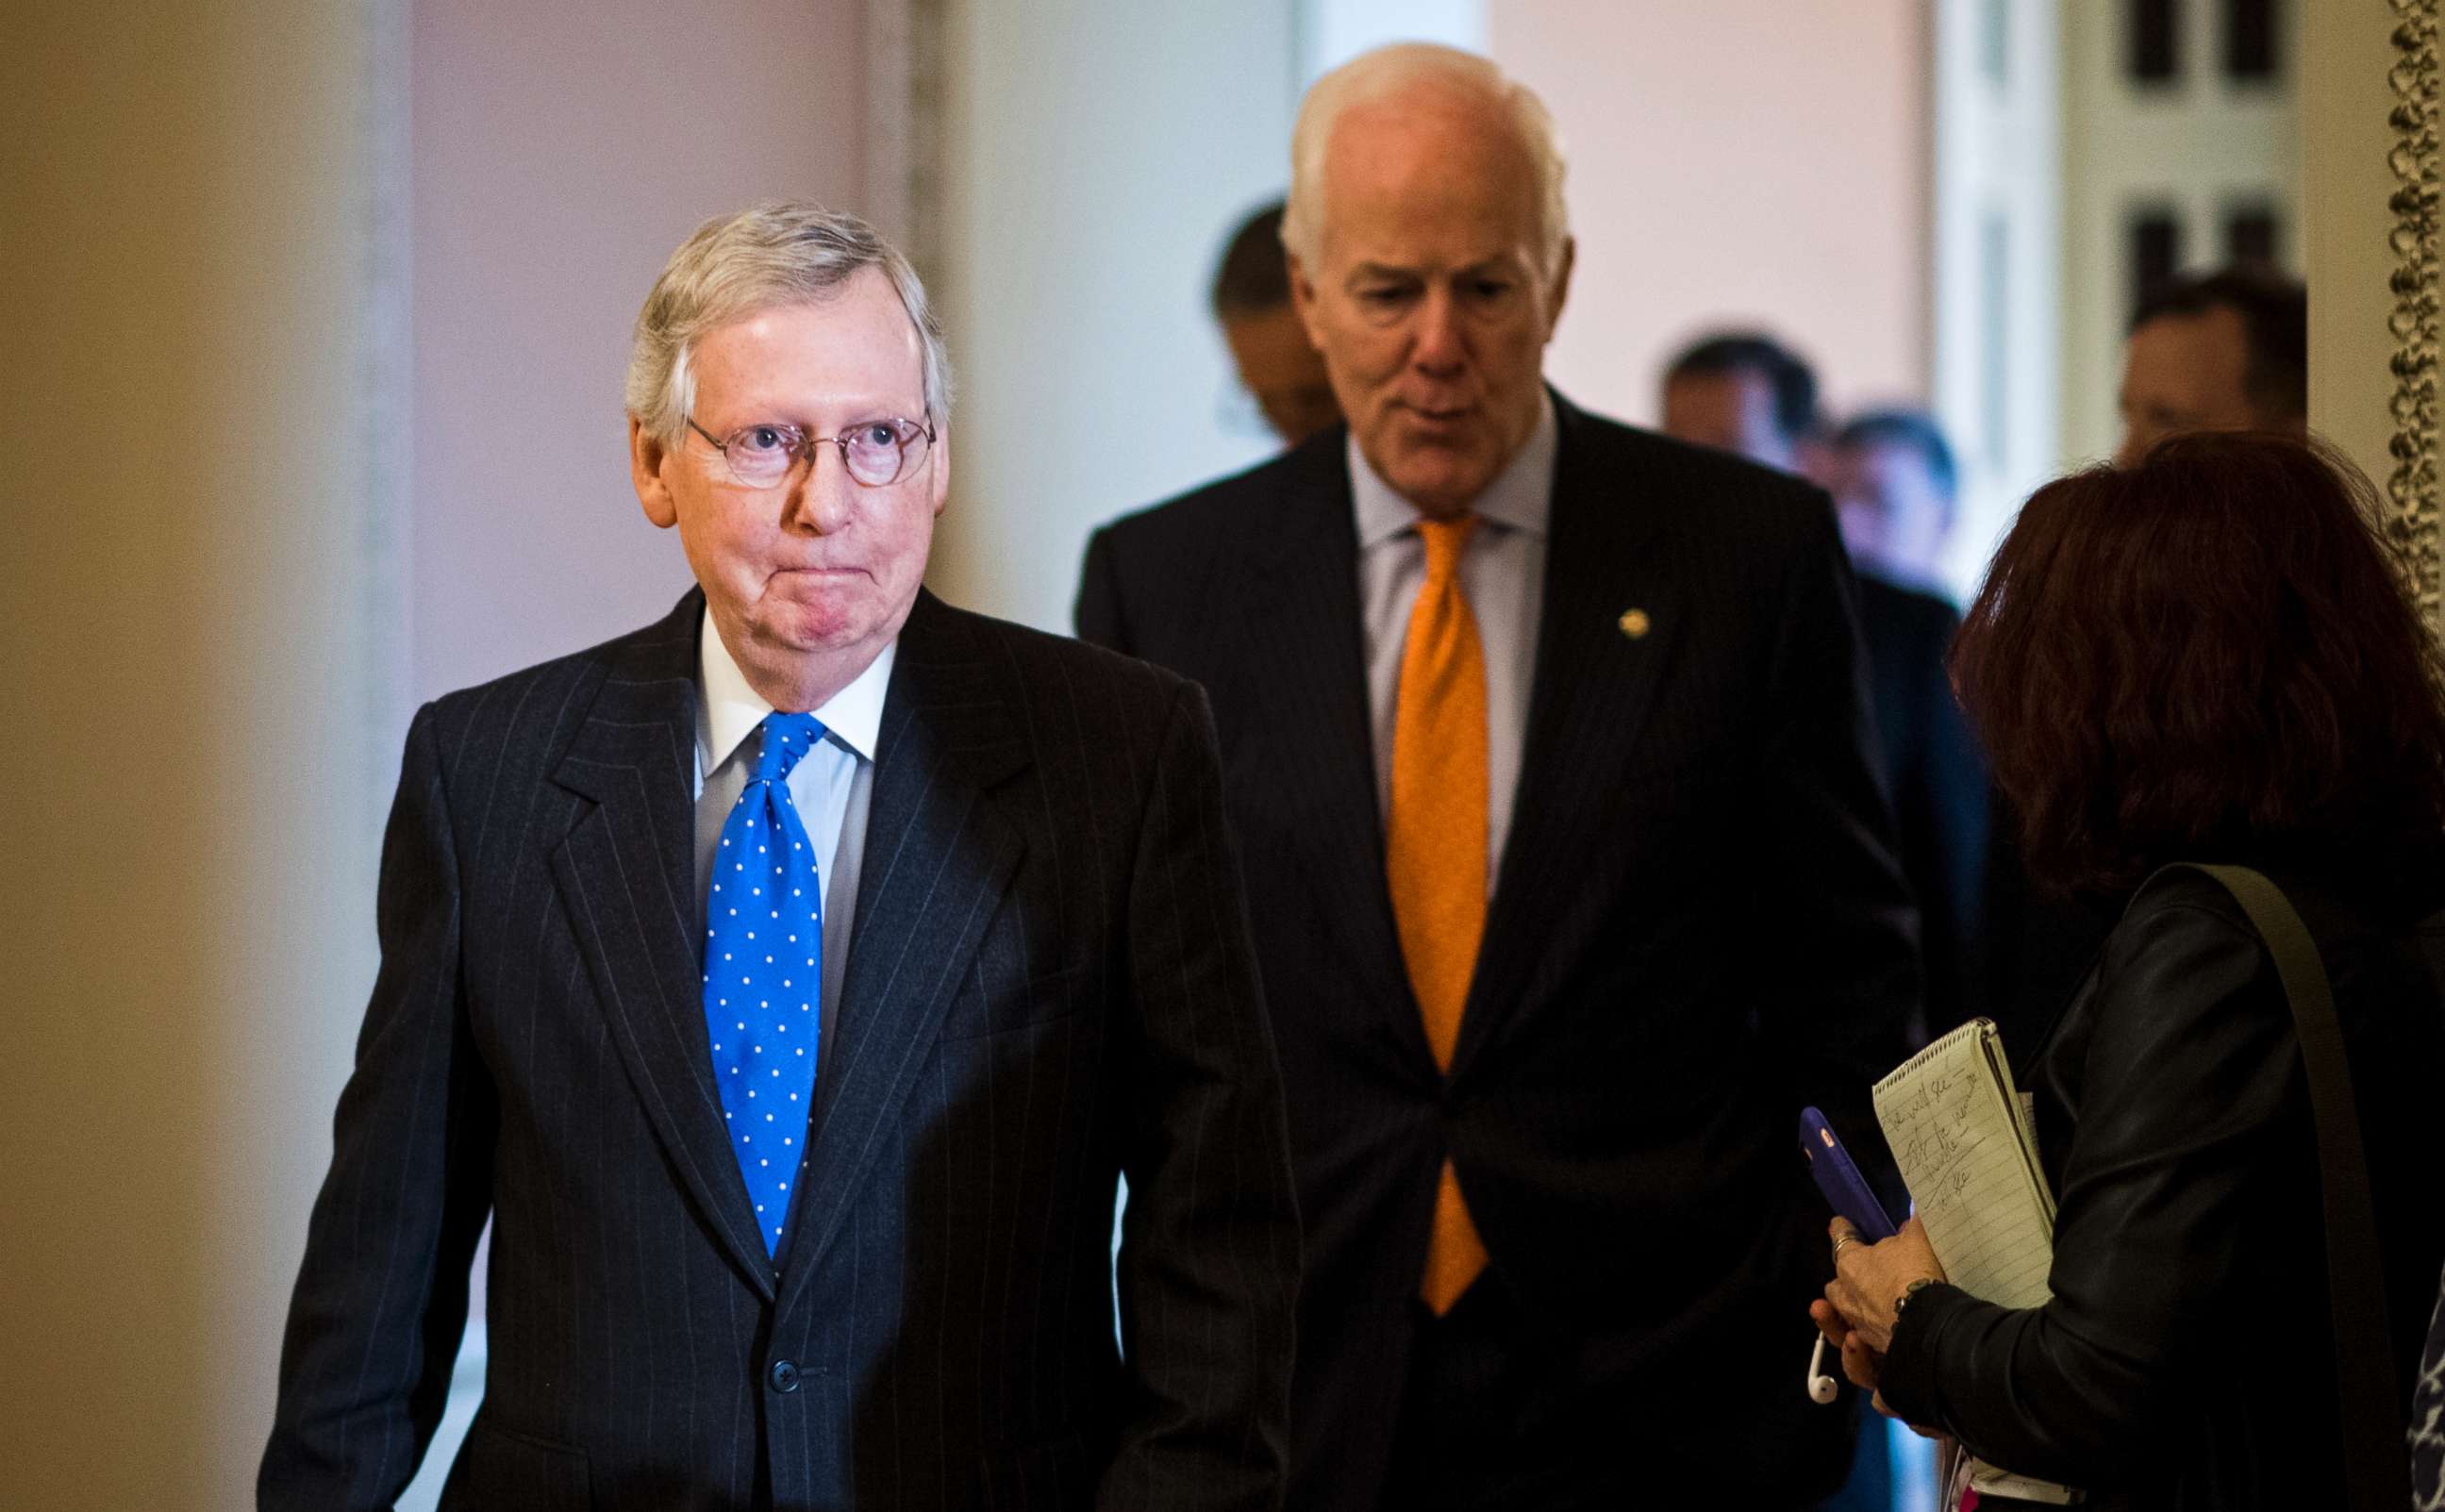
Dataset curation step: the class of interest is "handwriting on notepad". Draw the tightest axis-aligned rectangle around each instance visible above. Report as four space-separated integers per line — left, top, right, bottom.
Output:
1872 1023 2054 1311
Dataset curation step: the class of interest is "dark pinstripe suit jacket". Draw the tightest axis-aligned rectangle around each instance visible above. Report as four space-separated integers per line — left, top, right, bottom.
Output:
1074 394 1921 1505
261 589 1300 1512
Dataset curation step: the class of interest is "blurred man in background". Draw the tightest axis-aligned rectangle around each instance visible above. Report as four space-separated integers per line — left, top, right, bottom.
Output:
1213 198 1342 447
1827 409 1958 598
1660 345 1987 1035
1823 411 1989 1031
1660 330 1825 476
2116 264 2307 466
1082 44 1917 1510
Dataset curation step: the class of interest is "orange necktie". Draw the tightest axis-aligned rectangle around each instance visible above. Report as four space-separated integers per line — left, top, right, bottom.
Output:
1386 515 1490 1315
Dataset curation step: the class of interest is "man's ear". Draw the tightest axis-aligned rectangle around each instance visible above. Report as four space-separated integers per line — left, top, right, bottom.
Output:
632 417 678 528
1288 253 1327 352
1542 236 1576 341
926 424 951 519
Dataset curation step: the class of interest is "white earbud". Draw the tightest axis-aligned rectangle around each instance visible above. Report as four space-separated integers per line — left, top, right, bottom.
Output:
1807 1333 1840 1404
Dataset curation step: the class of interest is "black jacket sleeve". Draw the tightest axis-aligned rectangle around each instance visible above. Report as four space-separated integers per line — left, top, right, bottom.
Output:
1877 889 2288 1484
259 705 496 1510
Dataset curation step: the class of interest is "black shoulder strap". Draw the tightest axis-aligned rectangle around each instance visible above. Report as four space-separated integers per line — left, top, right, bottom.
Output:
2172 864 2410 1512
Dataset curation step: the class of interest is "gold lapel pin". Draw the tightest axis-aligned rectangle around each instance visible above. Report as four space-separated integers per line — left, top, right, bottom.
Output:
1618 607 1651 640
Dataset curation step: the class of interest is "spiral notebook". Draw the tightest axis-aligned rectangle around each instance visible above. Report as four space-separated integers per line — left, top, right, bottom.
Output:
1873 1018 2082 1504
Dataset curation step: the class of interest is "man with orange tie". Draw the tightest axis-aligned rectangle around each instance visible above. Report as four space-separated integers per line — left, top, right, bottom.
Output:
1075 43 1919 1511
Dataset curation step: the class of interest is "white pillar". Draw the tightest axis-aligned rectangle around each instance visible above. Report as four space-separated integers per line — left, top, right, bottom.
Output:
1925 0 2060 596
928 0 1306 630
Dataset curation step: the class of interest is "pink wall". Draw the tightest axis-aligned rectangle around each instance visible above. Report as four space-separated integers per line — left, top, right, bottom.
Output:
411 0 867 704
1487 0 1930 426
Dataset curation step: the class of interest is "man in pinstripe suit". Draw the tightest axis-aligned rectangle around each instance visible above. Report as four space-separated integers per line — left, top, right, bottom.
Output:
1076 47 1919 1510
261 205 1299 1511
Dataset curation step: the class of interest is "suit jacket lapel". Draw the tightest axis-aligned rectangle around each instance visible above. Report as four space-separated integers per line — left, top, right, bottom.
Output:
775 591 1027 1311
547 589 781 1295
1232 447 1434 1068
1450 396 1682 1081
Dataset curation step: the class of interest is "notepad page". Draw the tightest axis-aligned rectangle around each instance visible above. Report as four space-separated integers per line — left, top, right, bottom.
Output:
1872 1020 2055 1310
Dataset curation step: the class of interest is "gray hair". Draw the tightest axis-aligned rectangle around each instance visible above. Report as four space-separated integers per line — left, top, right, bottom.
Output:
1283 43 1569 279
625 201 953 448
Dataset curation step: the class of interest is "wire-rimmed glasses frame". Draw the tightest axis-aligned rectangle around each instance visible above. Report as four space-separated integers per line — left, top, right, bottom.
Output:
686 414 937 490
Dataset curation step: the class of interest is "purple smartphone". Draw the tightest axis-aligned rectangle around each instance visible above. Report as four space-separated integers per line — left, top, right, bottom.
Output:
1799 1107 1898 1242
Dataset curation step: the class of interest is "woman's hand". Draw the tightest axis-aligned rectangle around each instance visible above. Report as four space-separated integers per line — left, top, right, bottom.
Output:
1823 1215 1944 1356
1808 1295 1885 1395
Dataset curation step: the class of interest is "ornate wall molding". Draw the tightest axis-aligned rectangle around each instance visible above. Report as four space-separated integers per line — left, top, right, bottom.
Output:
2388 0 2442 623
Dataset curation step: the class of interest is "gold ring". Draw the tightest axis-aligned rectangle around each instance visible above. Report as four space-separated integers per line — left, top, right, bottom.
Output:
1832 1234 1860 1261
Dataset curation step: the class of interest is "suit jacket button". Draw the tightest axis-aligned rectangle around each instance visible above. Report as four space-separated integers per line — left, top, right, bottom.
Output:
768 1358 801 1394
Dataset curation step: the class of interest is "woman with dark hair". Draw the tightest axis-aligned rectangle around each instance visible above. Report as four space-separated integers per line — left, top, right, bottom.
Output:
1811 433 2445 1509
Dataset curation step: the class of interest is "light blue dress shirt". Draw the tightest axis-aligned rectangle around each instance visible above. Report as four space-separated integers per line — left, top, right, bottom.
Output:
1350 389 1558 889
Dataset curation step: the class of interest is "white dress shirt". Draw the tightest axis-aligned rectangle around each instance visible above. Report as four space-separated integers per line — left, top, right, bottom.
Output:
693 608 895 1023
1352 390 1557 888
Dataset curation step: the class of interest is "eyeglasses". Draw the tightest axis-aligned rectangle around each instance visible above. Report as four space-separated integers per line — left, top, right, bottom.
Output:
687 415 936 490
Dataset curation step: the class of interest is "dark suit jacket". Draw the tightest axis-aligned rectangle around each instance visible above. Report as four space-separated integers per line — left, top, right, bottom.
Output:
261 589 1300 1512
1854 571 1990 1034
1074 396 1921 1504
1852 578 2117 1057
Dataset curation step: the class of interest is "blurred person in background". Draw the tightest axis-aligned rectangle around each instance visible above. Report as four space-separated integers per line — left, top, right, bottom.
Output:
1827 408 1959 599
2115 264 2306 467
260 204 1298 1511
1818 434 2445 1511
1214 198 1343 447
1081 43 1918 1510
1660 344 1987 1037
1661 330 1824 475
1824 410 1990 1032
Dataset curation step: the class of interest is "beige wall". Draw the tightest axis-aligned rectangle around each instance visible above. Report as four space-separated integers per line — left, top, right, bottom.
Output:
410 0 868 703
1487 0 1932 425
0 3 400 1504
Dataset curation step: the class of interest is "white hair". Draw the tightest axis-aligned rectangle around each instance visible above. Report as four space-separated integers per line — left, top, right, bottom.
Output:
624 201 953 449
1282 42 1569 277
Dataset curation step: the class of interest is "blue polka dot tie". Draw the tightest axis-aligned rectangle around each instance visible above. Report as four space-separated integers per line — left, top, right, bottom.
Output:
704 712 826 1256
